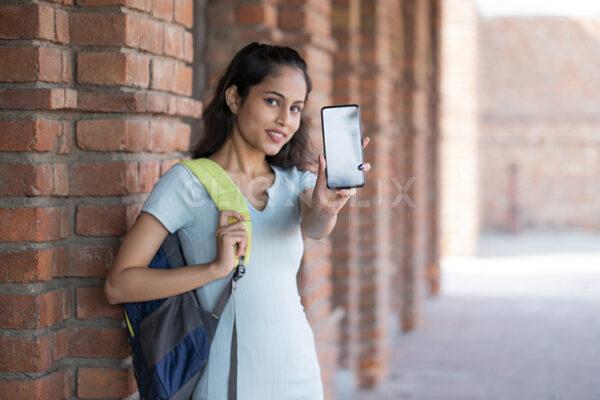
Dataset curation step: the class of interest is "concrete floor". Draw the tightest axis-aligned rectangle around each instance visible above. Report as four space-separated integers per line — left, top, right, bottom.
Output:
347 231 600 400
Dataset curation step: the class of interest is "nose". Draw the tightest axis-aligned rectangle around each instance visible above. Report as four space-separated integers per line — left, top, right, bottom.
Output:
276 108 290 126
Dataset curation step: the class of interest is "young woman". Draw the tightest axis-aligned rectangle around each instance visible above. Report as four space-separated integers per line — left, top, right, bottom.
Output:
104 42 371 399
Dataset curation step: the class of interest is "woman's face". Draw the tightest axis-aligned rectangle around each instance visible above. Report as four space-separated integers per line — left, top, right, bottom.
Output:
228 66 308 156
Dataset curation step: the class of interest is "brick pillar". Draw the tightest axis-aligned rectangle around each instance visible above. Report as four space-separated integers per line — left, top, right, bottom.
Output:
440 0 480 256
427 0 442 296
0 1 200 398
398 0 439 331
330 0 361 373
355 0 396 389
390 0 409 336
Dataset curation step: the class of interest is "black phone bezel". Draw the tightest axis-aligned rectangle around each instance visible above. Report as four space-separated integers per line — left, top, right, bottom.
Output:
320 103 366 190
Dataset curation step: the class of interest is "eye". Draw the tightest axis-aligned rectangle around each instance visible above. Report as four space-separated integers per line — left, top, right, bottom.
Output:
265 98 278 106
291 105 302 113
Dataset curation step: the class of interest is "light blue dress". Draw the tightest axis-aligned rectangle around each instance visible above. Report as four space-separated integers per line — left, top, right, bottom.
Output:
140 162 323 400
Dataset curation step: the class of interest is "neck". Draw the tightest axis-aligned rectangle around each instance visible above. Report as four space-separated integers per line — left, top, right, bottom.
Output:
209 127 271 178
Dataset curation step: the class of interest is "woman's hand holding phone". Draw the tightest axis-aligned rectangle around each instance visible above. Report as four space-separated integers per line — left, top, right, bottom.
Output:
311 137 371 218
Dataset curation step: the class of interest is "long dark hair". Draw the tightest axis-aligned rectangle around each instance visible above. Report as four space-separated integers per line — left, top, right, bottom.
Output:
193 42 314 169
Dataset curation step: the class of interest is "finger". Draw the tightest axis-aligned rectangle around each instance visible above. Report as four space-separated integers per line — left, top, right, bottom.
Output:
217 224 235 237
319 153 326 175
315 153 327 188
224 233 246 247
226 235 246 257
238 238 247 257
217 221 245 235
222 222 248 233
219 210 244 227
225 228 248 238
361 136 370 149
335 188 356 197
232 235 247 257
358 163 371 172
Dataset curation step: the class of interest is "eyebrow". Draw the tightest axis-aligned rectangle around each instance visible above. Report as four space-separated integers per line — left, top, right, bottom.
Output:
262 90 305 104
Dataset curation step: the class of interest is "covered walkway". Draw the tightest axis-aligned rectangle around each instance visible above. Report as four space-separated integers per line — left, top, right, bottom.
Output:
352 232 600 400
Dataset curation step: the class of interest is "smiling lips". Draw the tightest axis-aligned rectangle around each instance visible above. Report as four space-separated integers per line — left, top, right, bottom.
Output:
266 129 286 144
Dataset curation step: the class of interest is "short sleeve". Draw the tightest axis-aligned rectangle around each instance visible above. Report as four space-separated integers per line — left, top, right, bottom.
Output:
298 168 317 193
141 164 196 233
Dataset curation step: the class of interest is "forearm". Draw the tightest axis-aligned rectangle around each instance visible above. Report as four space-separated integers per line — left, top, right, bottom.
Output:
105 262 218 305
302 206 337 240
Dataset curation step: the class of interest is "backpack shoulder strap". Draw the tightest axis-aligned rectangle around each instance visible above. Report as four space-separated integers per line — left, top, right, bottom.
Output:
180 158 252 264
181 158 245 400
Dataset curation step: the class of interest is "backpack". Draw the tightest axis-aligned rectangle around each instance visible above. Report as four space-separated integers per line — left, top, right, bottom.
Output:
122 158 252 400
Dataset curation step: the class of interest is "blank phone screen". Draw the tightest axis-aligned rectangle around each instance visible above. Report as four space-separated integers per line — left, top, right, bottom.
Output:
321 105 365 189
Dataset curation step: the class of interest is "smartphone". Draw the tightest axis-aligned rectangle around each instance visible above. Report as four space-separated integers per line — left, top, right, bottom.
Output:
320 104 366 189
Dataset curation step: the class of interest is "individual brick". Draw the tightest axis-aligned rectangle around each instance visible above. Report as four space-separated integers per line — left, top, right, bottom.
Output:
163 24 185 59
0 119 62 152
183 30 193 62
139 17 163 54
0 47 38 82
76 287 122 320
77 367 136 399
174 0 193 28
0 4 55 41
70 11 138 47
138 161 160 192
237 3 277 27
0 369 71 399
76 204 128 236
0 330 68 372
76 119 150 152
0 207 70 242
0 163 68 196
0 248 54 283
0 88 77 110
77 52 149 88
173 62 193 96
68 327 129 358
152 0 173 21
77 0 150 11
0 289 71 329
70 162 138 196
76 90 146 113
55 8 69 43
151 57 175 92
65 245 115 278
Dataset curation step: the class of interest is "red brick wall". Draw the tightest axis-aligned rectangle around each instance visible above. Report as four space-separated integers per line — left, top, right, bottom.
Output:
440 0 480 256
1 1 442 398
0 1 200 398
479 17 600 232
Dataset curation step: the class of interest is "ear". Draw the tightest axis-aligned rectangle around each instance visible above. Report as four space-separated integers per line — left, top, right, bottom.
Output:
225 85 240 114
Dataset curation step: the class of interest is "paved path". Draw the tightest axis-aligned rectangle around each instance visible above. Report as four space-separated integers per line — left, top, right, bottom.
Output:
349 232 600 400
